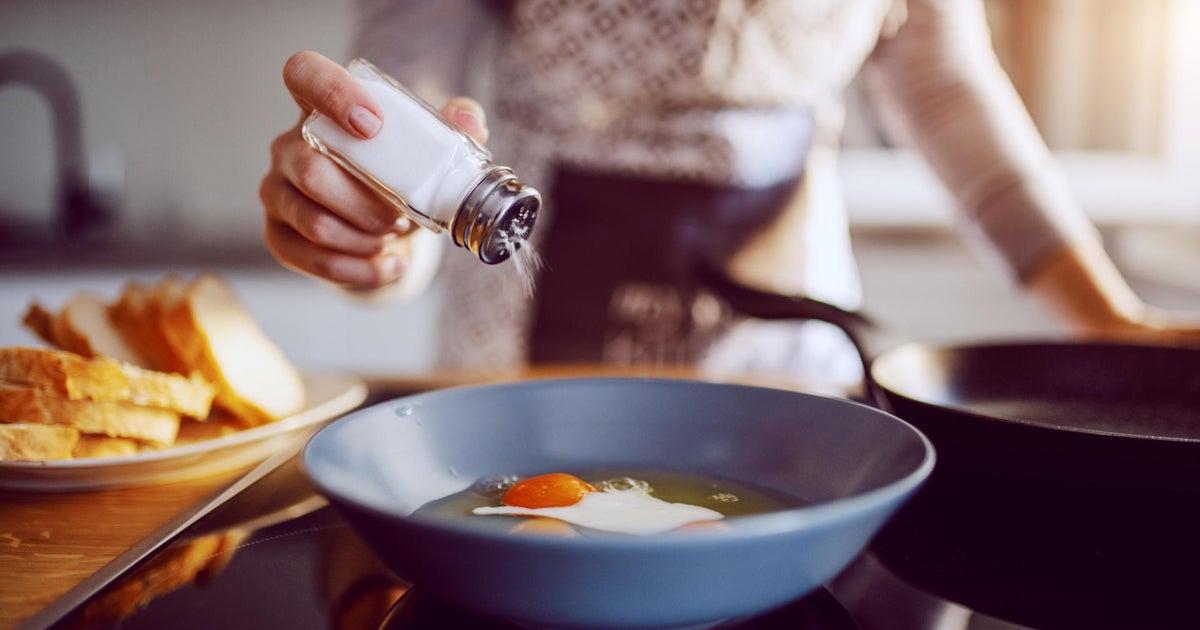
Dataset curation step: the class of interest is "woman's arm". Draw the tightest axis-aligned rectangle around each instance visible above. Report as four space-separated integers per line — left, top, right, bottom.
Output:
1029 242 1200 342
863 0 1200 341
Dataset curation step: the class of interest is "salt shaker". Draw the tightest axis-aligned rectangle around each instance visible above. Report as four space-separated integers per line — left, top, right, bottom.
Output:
302 58 541 264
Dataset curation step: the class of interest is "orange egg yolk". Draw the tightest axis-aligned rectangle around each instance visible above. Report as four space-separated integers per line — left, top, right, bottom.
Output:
502 473 596 508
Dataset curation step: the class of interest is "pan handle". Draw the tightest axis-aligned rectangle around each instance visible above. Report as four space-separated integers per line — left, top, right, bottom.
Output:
697 264 895 410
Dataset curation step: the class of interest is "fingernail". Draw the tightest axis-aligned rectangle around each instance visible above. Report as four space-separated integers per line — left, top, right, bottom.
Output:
349 104 382 138
450 108 487 137
390 216 411 234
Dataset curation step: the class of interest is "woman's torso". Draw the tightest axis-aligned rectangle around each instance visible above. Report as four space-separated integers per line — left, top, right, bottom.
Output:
410 0 903 388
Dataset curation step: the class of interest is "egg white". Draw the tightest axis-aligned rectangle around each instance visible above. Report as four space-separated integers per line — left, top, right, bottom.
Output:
472 488 724 535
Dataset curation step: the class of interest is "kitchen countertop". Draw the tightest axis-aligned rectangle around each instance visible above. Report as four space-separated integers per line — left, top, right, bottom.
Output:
0 373 439 630
0 465 252 630
2 367 826 630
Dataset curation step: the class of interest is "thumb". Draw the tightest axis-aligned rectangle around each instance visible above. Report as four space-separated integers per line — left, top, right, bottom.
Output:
442 97 490 144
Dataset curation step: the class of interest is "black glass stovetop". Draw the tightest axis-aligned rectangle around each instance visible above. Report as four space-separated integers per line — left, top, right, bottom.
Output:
34 388 1187 630
44 447 869 630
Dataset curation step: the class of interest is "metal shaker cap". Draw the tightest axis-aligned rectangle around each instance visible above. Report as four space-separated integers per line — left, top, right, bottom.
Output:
452 167 542 264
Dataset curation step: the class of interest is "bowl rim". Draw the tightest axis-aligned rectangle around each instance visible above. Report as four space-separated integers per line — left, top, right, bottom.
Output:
302 376 936 548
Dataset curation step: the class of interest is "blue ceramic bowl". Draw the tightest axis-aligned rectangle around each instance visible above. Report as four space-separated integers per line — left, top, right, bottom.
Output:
303 378 933 629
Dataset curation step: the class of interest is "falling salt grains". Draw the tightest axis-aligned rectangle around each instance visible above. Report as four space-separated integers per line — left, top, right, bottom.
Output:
498 219 544 298
303 58 541 267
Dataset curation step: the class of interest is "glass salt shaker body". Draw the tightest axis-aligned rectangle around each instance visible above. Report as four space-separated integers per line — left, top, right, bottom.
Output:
301 58 540 264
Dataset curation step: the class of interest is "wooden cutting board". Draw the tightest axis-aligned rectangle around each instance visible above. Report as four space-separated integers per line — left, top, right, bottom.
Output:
0 468 247 630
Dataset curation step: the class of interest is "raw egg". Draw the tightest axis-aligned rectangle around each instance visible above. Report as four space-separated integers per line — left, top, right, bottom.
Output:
472 473 724 535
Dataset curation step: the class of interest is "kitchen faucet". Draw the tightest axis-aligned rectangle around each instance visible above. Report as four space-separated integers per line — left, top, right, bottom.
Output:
0 49 111 244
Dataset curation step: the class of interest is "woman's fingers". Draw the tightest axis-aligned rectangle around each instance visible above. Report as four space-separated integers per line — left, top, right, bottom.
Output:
264 52 494 291
265 216 409 288
283 50 382 139
260 126 413 289
442 96 489 144
264 50 413 289
268 127 407 236
1139 306 1200 346
260 173 398 256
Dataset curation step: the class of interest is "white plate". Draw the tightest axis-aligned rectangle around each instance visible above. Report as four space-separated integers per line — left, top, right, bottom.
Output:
0 372 367 491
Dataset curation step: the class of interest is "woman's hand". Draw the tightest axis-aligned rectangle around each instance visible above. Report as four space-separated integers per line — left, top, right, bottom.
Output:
1029 242 1200 346
259 50 488 289
1132 306 1200 346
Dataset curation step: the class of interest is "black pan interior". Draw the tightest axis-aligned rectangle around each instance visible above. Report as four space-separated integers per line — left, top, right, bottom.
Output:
872 341 1200 441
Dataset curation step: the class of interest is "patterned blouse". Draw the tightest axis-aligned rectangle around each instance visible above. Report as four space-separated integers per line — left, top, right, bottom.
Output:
351 0 1099 387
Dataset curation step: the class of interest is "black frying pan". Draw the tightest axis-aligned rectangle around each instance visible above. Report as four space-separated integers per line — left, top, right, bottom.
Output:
701 267 1200 629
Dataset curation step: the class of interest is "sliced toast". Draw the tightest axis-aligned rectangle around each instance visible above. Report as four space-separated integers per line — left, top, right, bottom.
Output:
0 423 80 461
108 279 190 374
59 292 152 366
72 434 142 459
0 382 181 446
0 347 215 419
158 274 306 426
20 302 59 348
22 293 151 367
8 271 307 462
